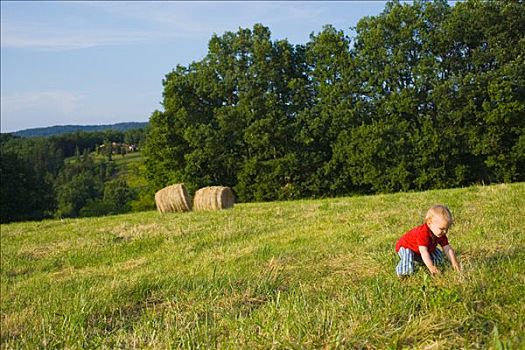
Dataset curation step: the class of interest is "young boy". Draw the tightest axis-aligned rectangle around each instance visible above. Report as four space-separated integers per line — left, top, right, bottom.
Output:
395 205 460 276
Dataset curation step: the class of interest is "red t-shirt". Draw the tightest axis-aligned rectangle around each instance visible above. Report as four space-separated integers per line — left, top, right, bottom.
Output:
395 223 449 254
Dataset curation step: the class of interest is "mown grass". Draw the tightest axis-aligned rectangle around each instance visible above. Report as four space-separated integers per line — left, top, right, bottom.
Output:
88 151 147 187
110 152 148 189
1 183 524 349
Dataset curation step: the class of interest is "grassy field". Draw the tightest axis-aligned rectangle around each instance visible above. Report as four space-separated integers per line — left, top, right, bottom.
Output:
1 183 524 349
87 151 148 188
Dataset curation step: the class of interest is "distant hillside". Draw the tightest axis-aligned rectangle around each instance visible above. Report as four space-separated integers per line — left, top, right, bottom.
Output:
11 122 148 138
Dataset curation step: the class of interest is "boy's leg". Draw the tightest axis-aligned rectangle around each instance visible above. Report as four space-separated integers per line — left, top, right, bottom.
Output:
396 247 415 276
430 248 445 266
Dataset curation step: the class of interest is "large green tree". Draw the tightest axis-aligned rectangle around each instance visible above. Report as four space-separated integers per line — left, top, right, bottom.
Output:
298 25 360 196
144 24 310 201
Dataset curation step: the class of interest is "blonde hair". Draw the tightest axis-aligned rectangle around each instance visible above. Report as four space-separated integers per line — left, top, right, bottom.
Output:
425 205 453 226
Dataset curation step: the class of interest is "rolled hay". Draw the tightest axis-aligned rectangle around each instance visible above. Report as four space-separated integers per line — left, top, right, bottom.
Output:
193 186 235 211
155 184 192 213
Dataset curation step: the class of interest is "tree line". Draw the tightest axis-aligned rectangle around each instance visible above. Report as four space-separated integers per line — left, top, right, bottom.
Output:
144 0 524 202
0 129 147 223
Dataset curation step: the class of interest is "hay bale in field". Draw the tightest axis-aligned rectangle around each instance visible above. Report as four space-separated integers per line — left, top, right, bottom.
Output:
193 186 235 211
155 183 192 213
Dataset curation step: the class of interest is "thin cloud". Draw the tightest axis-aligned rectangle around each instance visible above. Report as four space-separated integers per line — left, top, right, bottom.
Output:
3 33 151 51
1 90 89 132
1 21 169 51
1 2 341 51
79 2 211 36
1 2 224 51
2 90 84 114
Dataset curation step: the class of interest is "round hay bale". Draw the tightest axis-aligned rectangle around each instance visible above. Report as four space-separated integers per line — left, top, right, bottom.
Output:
155 183 192 213
193 186 235 211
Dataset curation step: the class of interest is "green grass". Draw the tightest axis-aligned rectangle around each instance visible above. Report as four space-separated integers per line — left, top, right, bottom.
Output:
109 152 148 189
1 183 524 349
73 151 148 191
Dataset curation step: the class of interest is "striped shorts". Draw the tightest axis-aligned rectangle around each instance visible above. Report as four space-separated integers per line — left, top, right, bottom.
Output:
396 247 444 276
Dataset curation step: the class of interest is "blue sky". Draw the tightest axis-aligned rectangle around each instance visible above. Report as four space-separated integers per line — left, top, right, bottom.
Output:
1 1 389 133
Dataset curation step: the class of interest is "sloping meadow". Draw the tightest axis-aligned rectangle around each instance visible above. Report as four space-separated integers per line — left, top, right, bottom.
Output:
1 183 524 349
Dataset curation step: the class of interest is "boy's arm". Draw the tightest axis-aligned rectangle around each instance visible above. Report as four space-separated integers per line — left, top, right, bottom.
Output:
443 245 461 271
418 246 439 274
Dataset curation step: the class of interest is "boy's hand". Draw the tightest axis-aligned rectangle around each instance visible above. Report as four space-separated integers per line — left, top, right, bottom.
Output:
429 266 440 275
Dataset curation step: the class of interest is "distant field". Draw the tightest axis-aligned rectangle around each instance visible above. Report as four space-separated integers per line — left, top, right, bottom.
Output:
72 151 148 190
1 183 524 349
103 151 147 189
